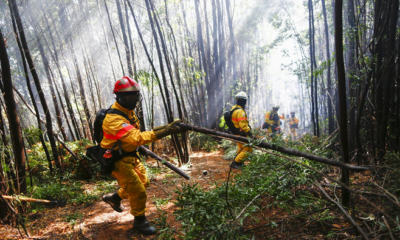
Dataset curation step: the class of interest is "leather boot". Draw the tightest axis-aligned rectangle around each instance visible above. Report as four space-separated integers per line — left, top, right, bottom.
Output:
133 216 157 235
102 193 124 212
230 161 243 169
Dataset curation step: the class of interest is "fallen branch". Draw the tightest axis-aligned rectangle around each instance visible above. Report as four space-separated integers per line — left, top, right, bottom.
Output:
251 148 400 229
316 182 369 240
320 184 400 207
0 194 30 237
178 123 369 172
139 146 190 180
382 216 395 240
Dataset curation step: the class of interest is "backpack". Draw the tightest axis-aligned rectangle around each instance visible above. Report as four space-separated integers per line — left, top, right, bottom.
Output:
223 107 241 135
86 108 139 175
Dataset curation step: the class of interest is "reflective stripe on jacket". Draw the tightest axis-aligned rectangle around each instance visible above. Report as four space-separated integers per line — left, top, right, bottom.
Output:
100 101 158 152
231 105 251 133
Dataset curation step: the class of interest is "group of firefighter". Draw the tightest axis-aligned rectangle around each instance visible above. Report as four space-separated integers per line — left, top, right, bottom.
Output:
96 76 300 235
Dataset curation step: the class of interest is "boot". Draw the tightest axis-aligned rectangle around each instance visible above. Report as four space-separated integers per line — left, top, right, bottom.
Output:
230 160 243 170
133 216 157 235
102 193 124 213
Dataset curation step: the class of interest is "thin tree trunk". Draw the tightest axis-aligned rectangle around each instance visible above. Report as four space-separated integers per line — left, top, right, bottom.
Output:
104 0 125 75
347 0 356 155
321 0 334 135
144 0 185 164
309 0 316 136
36 38 68 141
0 28 27 194
69 36 94 141
335 0 351 206
42 5 82 140
9 0 61 170
116 0 133 76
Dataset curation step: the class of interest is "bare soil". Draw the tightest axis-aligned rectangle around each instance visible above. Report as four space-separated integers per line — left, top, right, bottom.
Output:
0 149 242 240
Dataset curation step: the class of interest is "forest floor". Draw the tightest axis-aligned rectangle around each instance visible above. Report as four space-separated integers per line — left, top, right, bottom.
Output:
0 148 248 240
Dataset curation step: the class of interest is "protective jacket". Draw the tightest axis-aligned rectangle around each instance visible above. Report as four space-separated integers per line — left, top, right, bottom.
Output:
289 117 300 129
265 111 284 126
231 105 251 133
230 105 253 163
101 102 157 151
101 101 158 217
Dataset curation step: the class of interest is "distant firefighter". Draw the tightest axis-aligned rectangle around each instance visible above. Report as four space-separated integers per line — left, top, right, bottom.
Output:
263 104 284 135
289 112 300 140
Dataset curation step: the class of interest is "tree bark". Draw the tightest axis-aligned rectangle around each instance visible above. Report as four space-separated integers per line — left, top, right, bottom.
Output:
347 0 356 155
335 0 351 206
0 28 27 194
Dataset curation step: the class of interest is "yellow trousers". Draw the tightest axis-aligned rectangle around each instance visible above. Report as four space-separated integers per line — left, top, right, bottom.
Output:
234 142 253 163
290 128 297 139
111 156 149 217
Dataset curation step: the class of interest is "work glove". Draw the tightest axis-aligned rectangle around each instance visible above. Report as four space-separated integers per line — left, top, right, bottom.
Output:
245 131 253 138
153 119 185 139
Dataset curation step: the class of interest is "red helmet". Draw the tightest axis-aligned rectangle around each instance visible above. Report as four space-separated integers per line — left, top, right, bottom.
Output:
113 76 140 94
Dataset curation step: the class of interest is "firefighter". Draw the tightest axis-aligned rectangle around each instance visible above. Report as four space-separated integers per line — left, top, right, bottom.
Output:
264 105 284 135
230 91 253 169
101 76 185 235
289 112 300 140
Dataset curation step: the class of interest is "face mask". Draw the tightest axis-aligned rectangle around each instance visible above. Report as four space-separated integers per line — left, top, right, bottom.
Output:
117 92 141 110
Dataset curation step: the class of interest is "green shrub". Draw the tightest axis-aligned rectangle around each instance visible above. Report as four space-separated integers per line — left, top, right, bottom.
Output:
190 133 219 152
173 135 332 239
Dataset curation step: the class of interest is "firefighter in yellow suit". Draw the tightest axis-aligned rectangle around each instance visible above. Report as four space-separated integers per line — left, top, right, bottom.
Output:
101 76 185 235
264 105 284 134
230 91 253 169
289 112 300 140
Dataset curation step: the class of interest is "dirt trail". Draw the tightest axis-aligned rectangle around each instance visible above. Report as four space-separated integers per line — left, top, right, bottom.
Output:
1 149 234 239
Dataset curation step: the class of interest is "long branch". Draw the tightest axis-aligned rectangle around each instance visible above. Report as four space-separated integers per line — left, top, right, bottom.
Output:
316 183 369 240
177 123 369 171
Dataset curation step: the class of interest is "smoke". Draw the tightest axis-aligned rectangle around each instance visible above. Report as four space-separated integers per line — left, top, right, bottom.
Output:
1 0 312 135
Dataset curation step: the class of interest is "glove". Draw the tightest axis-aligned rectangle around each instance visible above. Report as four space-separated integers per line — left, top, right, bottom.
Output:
153 119 185 139
245 131 253 138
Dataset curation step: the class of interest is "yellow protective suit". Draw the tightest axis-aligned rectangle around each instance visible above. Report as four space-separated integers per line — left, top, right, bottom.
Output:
231 105 253 163
101 101 158 217
265 111 284 134
289 117 300 139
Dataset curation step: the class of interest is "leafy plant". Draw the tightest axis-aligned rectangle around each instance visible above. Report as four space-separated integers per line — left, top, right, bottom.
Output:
64 213 83 225
154 209 176 240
